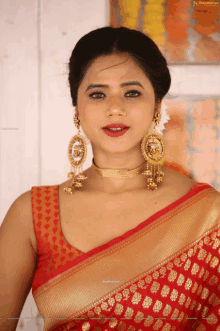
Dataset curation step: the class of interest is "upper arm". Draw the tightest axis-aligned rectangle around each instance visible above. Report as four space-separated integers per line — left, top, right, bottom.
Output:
0 190 37 331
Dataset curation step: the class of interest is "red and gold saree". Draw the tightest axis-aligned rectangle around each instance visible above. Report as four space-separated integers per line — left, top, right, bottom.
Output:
31 182 220 331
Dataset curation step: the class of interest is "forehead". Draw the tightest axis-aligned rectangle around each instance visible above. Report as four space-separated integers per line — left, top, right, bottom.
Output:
80 53 152 87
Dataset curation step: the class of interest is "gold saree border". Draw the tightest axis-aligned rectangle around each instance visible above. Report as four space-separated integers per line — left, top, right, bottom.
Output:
33 186 220 330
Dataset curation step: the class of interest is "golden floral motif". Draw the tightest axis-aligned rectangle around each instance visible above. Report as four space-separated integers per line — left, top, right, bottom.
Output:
178 293 186 305
153 300 163 313
143 315 154 327
173 258 181 267
189 299 197 311
168 270 177 282
181 253 188 261
201 287 209 300
117 321 127 331
122 289 130 300
170 289 178 301
201 305 209 319
205 252 212 264
184 259 191 271
185 297 191 308
185 278 193 290
211 231 217 240
204 236 210 245
178 311 185 322
159 267 167 277
203 270 210 281
101 302 109 311
197 285 203 296
198 242 204 251
134 311 145 323
194 245 199 254
171 308 179 319
82 321 90 331
115 293 122 302
161 285 170 297
94 307 101 315
176 274 185 286
124 307 134 319
197 248 207 260
188 248 194 257
191 263 200 275
152 271 160 279
167 262 173 270
142 296 153 309
209 293 220 306
145 275 152 284
213 238 220 249
150 281 160 293
108 298 115 306
114 303 124 316
192 281 199 293
195 302 202 312
198 267 205 278
109 318 118 328
152 319 163 330
131 292 142 304
210 256 219 268
130 284 137 293
138 279 146 289
207 313 218 325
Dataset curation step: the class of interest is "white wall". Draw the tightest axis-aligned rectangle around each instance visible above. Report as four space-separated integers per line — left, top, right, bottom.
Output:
0 1 109 330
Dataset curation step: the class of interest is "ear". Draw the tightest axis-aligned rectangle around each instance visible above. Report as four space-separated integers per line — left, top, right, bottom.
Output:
155 102 162 113
75 107 79 117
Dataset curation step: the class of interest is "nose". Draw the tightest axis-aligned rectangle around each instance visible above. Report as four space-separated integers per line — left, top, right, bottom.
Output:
106 96 126 117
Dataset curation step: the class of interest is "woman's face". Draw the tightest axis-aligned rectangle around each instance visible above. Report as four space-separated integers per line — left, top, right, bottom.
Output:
76 53 160 156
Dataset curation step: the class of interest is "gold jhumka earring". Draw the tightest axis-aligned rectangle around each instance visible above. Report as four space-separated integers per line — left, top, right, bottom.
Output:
64 108 166 194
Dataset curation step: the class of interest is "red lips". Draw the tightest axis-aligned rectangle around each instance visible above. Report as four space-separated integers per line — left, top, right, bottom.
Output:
102 123 129 129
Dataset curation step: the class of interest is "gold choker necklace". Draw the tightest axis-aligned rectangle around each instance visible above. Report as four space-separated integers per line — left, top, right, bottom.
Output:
91 158 148 178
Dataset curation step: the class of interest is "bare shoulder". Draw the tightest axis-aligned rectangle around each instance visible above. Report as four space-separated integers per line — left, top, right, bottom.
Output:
15 190 35 247
164 166 198 197
13 190 33 223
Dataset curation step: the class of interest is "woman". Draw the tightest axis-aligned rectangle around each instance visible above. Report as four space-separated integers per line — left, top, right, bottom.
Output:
1 26 220 331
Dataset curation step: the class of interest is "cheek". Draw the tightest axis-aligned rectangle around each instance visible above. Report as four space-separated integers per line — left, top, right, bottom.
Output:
132 109 150 123
80 107 98 131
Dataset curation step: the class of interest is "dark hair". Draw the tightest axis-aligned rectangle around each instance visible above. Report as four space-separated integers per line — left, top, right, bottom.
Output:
68 26 171 107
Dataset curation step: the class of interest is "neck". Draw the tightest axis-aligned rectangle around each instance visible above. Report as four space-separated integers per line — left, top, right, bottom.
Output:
85 157 150 195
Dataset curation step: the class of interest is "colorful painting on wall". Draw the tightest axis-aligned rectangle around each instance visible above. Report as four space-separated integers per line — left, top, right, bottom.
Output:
109 0 220 63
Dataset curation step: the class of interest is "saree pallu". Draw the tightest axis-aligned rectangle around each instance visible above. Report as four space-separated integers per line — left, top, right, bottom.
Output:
31 183 220 331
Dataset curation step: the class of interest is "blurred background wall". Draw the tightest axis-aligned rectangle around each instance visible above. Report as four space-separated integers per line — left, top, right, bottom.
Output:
110 0 220 183
0 0 220 330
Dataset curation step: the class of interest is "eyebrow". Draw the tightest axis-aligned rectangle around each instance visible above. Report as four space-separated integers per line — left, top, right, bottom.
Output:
85 81 144 92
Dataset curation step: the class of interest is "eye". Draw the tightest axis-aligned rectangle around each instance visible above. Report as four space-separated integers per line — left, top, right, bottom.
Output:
89 90 141 99
126 90 141 97
89 92 105 99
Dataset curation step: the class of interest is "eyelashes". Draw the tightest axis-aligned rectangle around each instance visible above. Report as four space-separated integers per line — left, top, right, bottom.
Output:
89 90 142 100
